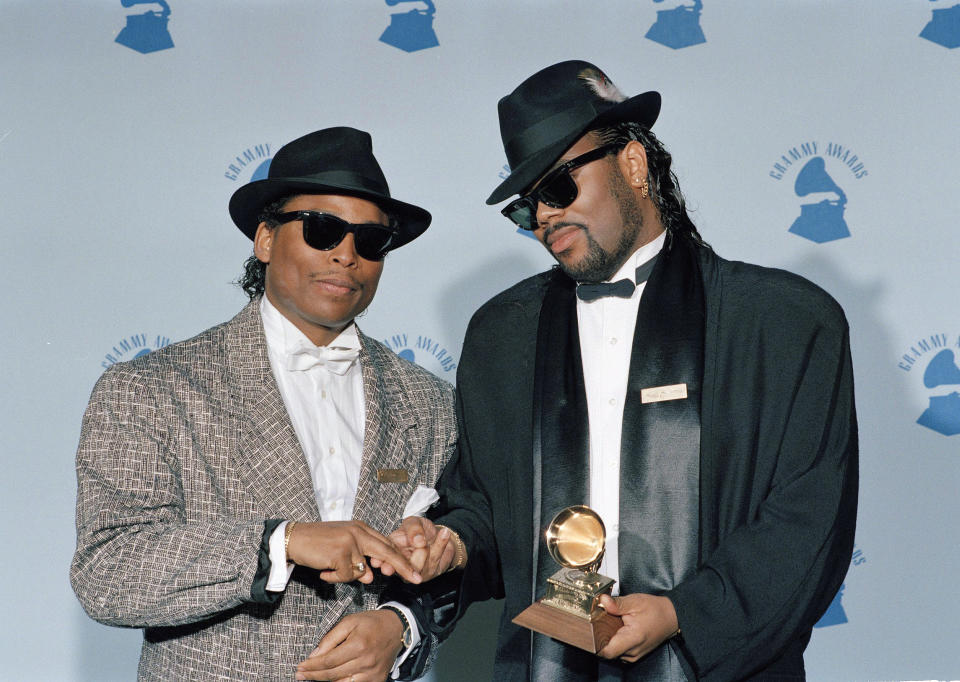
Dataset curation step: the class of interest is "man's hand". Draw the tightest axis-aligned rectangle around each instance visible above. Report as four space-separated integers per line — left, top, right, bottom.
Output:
286 521 421 585
369 516 461 582
296 609 403 681
597 593 679 663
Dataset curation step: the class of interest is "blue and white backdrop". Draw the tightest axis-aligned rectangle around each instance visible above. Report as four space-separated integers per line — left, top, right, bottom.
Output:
2 1 958 680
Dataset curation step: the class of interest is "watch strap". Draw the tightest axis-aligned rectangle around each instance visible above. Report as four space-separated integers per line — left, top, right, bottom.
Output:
379 604 413 648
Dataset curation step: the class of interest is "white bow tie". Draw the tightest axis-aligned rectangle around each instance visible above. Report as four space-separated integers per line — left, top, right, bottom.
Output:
285 344 360 375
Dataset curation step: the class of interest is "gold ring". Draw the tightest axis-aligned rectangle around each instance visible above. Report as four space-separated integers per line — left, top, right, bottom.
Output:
354 562 366 574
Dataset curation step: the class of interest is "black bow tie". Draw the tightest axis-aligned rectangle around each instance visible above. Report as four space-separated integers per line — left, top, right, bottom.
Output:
575 253 659 302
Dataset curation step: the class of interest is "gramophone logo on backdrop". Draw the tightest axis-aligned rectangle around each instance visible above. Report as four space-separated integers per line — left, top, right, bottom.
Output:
898 333 960 436
814 546 866 628
102 334 171 369
920 0 960 48
645 0 706 49
224 144 272 183
115 0 174 54
383 333 457 378
768 142 869 244
379 0 439 53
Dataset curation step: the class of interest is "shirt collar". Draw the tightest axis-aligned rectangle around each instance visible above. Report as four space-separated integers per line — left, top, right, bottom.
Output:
606 229 667 284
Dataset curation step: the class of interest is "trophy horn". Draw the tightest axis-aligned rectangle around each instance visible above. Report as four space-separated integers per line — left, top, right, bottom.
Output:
545 505 606 571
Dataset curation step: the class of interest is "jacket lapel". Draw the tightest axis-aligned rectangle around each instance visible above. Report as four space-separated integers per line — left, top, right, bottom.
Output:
618 235 705 594
530 272 597 678
351 333 419 536
532 271 590 592
226 301 320 521
315 335 422 635
693 246 723 555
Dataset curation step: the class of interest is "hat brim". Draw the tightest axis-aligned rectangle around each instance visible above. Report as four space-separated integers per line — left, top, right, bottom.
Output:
486 91 661 205
229 178 431 249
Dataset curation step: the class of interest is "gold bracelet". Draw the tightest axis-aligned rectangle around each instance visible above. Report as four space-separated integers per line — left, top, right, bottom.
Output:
284 521 297 561
437 525 467 570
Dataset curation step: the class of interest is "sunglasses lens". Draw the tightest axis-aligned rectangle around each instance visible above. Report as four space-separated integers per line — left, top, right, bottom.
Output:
537 171 578 208
353 226 393 261
500 144 615 231
301 213 345 250
503 197 538 231
501 171 577 231
299 213 392 260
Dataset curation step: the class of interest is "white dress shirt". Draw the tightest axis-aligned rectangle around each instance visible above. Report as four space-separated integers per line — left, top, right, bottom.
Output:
261 295 366 522
260 295 366 591
258 296 421 674
577 230 666 594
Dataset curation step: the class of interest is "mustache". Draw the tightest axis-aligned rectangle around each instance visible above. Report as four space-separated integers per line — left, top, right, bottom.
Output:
543 221 587 241
309 273 361 289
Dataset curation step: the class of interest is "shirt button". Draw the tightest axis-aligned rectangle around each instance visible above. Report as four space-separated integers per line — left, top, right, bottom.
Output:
609 337 617 345
329 502 337 510
321 390 327 399
329 446 335 454
608 398 617 406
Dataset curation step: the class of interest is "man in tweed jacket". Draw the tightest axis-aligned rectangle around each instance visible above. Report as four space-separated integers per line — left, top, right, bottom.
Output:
71 128 456 681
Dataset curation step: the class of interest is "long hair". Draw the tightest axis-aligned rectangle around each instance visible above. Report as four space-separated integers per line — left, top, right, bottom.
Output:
236 195 295 299
591 121 708 247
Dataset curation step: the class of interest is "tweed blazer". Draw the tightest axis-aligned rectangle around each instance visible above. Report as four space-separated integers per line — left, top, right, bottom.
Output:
71 300 457 681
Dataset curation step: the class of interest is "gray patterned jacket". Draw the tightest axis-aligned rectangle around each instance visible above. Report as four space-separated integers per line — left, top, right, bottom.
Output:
71 300 457 681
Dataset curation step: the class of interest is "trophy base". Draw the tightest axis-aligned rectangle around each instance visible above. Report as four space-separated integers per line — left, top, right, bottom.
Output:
512 600 623 654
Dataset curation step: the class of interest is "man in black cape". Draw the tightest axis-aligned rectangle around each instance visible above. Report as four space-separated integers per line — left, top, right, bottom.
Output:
388 60 858 682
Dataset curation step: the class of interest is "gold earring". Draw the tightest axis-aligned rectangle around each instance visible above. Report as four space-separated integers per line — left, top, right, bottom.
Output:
640 179 649 199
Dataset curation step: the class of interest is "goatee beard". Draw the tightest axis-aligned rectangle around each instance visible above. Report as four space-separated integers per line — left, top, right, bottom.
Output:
555 174 644 283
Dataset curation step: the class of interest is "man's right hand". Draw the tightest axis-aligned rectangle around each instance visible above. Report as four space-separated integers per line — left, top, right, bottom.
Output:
286 521 422 585
370 516 463 582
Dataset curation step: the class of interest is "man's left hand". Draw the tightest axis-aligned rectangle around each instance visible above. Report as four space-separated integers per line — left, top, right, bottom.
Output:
597 593 679 664
296 609 403 681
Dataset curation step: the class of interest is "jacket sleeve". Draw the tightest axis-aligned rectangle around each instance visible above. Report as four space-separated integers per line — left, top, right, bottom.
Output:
432 395 507 610
70 365 270 629
666 313 859 681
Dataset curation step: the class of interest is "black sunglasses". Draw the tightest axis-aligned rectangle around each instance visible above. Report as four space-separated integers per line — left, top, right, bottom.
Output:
501 143 620 231
275 210 396 261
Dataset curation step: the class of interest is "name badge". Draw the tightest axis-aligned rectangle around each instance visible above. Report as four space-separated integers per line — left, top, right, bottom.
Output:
376 468 410 483
640 383 688 404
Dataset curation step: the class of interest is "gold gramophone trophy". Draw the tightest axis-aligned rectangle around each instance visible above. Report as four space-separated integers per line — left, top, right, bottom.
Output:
512 505 623 653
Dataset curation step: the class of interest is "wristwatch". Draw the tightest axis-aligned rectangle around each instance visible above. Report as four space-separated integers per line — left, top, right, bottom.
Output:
379 605 413 649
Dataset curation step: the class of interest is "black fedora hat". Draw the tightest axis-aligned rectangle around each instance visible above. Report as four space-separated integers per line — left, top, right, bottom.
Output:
229 126 431 248
487 60 661 205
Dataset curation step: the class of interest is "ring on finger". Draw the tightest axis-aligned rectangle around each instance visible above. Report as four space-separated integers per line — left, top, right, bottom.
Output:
353 561 366 574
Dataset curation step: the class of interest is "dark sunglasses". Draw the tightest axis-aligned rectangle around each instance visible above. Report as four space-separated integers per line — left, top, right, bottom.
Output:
501 143 620 231
275 210 396 261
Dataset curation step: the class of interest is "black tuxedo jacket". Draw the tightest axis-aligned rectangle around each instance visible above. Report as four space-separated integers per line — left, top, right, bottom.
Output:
422 240 858 681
